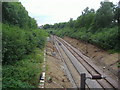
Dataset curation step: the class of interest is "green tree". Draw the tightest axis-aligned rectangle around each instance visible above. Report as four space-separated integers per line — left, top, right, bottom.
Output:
114 7 120 25
93 2 115 29
2 2 37 29
75 7 95 29
68 18 74 28
43 24 51 29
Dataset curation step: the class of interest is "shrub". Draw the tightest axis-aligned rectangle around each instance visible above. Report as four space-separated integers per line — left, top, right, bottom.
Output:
2 24 48 64
2 48 43 88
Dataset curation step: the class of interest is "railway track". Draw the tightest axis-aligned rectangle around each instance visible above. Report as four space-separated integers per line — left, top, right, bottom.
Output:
55 38 79 88
52 35 118 89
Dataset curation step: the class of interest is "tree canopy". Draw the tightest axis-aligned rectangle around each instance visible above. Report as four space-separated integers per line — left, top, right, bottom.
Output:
2 2 37 29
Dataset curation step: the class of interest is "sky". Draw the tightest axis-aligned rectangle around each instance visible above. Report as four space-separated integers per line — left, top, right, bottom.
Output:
19 0 119 26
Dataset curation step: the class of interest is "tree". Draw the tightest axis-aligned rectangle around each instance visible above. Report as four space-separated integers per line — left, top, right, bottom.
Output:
43 24 51 29
2 2 37 29
75 8 95 29
114 7 120 25
68 18 74 28
93 2 115 29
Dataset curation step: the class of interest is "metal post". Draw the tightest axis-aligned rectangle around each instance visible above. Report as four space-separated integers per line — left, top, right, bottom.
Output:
80 73 86 90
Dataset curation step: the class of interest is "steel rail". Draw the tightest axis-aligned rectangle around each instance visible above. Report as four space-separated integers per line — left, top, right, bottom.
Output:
51 35 79 88
54 37 103 89
55 36 118 89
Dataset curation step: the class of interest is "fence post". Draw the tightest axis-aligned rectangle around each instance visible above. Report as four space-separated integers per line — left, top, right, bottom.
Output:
80 73 86 90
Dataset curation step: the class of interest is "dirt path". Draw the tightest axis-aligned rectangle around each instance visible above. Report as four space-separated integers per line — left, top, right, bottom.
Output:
45 42 72 88
63 36 118 77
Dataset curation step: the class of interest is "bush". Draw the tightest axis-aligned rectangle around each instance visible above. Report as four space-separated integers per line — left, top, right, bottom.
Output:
2 24 48 64
2 48 43 88
90 27 118 50
52 26 119 52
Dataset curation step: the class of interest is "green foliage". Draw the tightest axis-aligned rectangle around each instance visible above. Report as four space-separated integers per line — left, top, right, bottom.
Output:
114 7 120 25
93 2 115 29
53 26 119 51
2 48 43 88
2 2 48 89
90 27 118 50
44 1 119 53
43 22 67 30
2 2 37 29
43 24 51 29
75 12 95 29
2 24 48 64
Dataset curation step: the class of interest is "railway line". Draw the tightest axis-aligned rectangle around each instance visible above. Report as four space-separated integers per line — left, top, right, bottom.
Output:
51 35 118 89
55 36 81 88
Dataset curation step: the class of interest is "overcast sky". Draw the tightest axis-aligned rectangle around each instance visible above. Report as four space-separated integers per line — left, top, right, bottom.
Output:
19 0 119 26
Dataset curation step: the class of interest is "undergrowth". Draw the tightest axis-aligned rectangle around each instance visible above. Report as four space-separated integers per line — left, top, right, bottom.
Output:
2 48 44 88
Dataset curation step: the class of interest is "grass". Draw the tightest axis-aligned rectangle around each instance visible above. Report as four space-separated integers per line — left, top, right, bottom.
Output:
2 48 44 88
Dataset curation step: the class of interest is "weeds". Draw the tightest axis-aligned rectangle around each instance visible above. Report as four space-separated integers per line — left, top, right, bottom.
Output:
2 48 44 88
